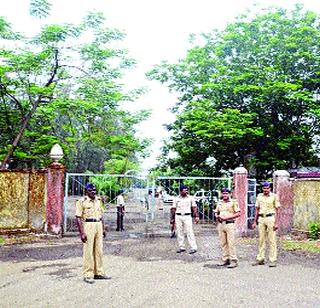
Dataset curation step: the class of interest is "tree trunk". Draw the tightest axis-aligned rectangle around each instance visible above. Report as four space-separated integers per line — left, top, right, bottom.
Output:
0 102 38 169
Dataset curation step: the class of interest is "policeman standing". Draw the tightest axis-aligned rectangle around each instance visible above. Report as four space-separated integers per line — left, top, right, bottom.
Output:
170 185 199 254
252 181 280 267
116 189 125 231
75 183 111 283
215 188 241 268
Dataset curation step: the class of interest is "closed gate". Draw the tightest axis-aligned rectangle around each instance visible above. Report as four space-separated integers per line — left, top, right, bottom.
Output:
154 176 232 224
247 178 257 229
64 173 234 234
63 173 150 233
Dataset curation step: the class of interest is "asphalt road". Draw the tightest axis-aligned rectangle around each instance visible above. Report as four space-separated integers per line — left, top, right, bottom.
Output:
1 226 320 308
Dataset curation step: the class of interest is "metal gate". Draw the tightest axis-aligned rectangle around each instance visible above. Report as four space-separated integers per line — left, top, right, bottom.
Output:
64 173 233 234
247 178 257 229
63 173 151 233
154 176 232 224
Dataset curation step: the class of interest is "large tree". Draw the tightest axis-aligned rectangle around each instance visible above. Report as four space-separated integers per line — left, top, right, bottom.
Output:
0 0 150 171
148 4 320 179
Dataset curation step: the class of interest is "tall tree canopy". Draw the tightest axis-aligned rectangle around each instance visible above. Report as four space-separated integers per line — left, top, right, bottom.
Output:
148 4 320 179
0 1 150 172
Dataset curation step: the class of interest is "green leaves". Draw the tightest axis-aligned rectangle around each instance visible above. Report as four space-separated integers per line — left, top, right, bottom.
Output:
149 5 320 178
29 0 52 19
0 6 149 171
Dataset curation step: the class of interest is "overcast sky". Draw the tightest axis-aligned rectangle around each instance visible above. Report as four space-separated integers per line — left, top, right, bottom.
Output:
2 0 320 171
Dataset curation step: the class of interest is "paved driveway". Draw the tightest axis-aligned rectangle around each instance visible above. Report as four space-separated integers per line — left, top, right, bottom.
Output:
1 226 319 308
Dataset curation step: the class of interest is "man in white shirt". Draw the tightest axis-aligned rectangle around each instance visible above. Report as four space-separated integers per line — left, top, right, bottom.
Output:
116 189 125 231
170 185 199 254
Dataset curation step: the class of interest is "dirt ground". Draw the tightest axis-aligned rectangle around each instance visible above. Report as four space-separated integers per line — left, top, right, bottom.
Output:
1 223 320 308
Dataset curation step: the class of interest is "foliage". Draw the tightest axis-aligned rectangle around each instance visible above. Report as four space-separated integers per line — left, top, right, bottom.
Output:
282 239 320 253
0 1 150 171
148 4 320 178
308 222 320 240
29 0 51 18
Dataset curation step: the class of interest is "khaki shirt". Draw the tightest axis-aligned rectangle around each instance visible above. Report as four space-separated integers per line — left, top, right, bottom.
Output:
75 196 104 220
172 195 196 214
255 192 280 214
216 199 240 219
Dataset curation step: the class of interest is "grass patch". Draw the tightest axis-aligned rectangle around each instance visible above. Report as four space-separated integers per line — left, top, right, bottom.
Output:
282 240 320 254
240 237 320 254
0 235 39 245
239 237 257 245
5 235 37 245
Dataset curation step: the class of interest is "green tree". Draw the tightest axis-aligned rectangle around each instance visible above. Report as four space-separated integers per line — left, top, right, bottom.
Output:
0 1 150 171
148 4 320 178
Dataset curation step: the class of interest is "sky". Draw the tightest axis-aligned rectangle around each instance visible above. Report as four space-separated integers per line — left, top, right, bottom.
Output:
2 0 320 171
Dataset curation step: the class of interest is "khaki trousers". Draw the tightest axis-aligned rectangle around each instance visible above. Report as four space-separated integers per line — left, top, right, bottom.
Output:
176 215 197 250
257 216 277 262
83 222 104 278
217 222 237 261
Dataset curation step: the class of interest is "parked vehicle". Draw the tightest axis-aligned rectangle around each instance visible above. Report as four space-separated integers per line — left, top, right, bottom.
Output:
162 192 175 204
193 189 220 221
193 189 211 202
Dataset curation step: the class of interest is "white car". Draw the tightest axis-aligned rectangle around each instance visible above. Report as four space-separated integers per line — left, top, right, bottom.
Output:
162 192 175 204
193 189 220 205
193 189 211 202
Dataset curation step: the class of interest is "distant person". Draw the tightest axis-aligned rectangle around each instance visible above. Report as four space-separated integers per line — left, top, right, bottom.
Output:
75 183 111 284
215 188 240 268
170 185 199 254
155 191 163 210
116 189 125 231
252 181 280 267
145 189 153 210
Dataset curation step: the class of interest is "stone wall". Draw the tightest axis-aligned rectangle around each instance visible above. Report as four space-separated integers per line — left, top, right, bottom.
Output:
0 171 31 229
293 179 320 230
0 164 64 234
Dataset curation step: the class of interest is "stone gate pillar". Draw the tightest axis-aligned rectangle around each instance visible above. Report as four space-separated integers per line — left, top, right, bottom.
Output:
273 170 293 233
46 162 65 234
233 166 248 235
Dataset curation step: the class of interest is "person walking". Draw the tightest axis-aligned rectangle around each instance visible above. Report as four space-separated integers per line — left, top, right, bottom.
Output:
170 185 199 254
75 183 111 283
215 188 241 268
252 181 280 267
116 189 125 231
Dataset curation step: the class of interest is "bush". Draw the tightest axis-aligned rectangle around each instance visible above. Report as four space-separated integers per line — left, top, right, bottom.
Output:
308 222 320 240
0 236 5 245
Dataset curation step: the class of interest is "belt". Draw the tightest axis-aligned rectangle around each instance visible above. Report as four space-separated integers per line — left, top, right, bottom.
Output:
85 218 102 222
220 220 235 224
259 213 274 218
176 213 191 216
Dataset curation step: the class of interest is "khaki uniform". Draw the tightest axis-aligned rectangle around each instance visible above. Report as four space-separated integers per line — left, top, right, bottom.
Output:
255 192 280 263
216 199 240 262
76 196 105 278
172 195 197 250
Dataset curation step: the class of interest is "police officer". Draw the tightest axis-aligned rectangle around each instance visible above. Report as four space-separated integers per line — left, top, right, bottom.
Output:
215 188 241 268
252 181 280 267
75 183 111 283
170 185 199 254
116 189 125 231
